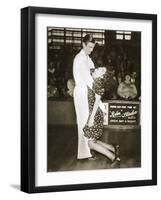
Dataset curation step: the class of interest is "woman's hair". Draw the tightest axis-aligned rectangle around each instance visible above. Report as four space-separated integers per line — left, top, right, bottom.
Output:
91 67 108 81
82 34 95 45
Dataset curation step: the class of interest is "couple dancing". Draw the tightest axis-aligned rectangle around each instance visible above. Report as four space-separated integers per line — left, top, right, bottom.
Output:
73 34 120 167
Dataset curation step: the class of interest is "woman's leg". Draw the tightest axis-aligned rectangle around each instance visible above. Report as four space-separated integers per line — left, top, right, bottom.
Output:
96 140 115 152
88 140 115 161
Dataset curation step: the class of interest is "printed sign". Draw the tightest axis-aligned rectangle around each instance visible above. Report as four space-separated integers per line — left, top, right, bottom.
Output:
108 102 140 125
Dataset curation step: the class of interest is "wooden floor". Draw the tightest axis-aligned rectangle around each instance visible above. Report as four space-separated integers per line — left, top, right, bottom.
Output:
47 125 141 172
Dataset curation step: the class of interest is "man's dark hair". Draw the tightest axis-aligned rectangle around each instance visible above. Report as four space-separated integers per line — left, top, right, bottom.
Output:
82 34 95 45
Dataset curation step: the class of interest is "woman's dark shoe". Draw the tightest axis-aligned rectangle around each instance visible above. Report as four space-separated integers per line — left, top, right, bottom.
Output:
88 156 98 161
88 151 98 160
113 144 120 158
111 145 121 168
111 157 121 168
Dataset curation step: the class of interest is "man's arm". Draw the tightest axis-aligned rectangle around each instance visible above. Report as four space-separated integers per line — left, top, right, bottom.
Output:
73 56 94 89
79 58 94 89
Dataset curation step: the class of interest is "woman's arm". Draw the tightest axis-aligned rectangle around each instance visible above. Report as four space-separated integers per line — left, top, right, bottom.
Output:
88 94 101 127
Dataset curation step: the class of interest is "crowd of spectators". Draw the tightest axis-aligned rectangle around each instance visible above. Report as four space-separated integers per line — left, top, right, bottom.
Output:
48 45 141 101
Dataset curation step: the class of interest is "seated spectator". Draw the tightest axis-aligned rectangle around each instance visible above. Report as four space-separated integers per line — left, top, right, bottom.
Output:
66 78 75 97
117 73 122 84
48 85 59 98
131 71 137 83
117 74 137 100
103 66 118 100
48 61 56 85
110 76 118 99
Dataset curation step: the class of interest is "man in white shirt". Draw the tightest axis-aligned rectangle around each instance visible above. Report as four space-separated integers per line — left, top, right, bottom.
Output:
73 34 105 159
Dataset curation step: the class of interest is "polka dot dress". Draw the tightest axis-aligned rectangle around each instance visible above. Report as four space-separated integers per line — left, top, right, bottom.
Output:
83 77 105 141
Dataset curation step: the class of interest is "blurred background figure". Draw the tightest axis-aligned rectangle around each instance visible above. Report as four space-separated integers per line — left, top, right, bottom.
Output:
131 71 137 83
48 61 56 86
66 79 75 97
117 74 137 100
103 66 118 100
48 85 59 98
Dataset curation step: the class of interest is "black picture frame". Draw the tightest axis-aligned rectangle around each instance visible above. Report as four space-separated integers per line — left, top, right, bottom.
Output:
21 6 157 193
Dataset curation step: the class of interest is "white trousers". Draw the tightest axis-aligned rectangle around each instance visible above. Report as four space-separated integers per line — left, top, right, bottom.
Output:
73 86 92 159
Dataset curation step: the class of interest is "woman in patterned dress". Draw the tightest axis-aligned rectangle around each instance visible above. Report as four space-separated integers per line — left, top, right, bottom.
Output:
83 67 120 164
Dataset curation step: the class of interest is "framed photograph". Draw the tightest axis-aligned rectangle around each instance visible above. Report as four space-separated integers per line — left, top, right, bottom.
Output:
21 6 157 193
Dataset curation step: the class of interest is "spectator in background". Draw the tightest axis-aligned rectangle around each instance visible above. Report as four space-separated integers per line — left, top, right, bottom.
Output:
103 66 118 100
109 75 118 99
48 61 59 98
131 71 137 83
117 73 122 84
116 55 122 84
66 79 75 97
117 74 137 100
48 61 56 85
48 85 59 98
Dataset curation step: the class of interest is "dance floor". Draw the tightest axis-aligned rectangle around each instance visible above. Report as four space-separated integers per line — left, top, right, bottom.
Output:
47 125 141 172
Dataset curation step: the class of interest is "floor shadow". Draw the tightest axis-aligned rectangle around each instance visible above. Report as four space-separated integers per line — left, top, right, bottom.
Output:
47 125 141 172
10 184 20 191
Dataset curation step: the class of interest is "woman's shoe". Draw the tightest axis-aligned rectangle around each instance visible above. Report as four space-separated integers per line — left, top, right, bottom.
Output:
88 150 98 160
113 144 120 157
88 156 98 161
111 145 121 168
111 157 121 168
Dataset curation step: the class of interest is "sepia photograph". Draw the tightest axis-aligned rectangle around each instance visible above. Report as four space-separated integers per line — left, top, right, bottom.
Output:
21 7 157 192
47 27 141 172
